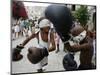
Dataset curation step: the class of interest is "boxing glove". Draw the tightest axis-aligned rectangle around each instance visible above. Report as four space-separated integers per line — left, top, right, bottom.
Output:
63 53 77 70
12 45 24 61
27 47 49 64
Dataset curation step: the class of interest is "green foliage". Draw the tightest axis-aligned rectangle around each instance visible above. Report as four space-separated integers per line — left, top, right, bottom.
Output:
74 5 90 27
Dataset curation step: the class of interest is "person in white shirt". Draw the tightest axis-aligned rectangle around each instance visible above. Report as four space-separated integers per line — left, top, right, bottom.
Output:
14 22 20 39
15 18 56 72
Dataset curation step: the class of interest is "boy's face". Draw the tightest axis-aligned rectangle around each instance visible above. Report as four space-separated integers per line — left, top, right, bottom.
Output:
70 25 84 37
41 26 50 34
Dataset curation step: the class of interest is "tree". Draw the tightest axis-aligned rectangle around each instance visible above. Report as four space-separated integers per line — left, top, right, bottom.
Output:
73 5 90 27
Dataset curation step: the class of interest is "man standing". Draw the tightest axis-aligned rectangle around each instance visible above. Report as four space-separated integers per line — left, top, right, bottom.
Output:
13 18 56 72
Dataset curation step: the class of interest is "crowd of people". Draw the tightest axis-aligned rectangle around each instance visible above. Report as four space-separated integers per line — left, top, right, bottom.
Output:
12 17 36 40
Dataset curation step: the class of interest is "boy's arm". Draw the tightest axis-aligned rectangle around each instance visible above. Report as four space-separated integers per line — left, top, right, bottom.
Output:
21 33 36 46
48 32 56 52
65 36 93 52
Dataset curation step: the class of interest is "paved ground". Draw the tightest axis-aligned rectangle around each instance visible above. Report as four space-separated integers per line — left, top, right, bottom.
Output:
11 36 80 74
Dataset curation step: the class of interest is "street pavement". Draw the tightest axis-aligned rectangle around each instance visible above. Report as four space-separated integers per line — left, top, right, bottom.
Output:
11 36 80 74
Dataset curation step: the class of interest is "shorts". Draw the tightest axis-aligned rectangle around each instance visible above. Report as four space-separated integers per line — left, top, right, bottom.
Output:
78 64 96 70
36 57 48 69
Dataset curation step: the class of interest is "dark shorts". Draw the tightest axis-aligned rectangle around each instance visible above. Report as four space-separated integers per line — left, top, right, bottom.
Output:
78 64 96 70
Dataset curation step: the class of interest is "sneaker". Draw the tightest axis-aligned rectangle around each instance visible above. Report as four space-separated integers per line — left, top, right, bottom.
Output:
37 69 43 73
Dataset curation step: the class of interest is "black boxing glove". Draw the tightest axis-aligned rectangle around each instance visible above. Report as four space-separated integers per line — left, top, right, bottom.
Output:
63 53 77 70
45 4 73 43
27 47 49 64
12 44 24 61
41 47 49 57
